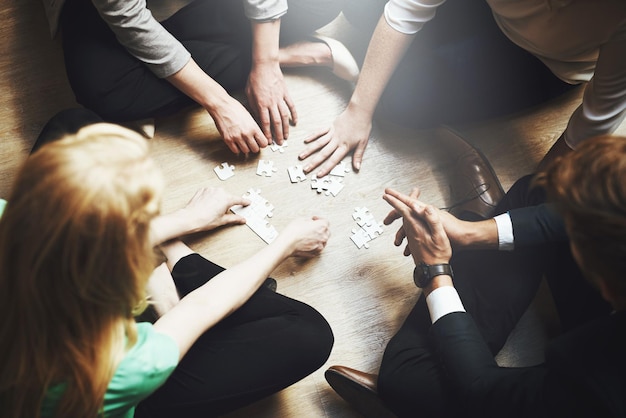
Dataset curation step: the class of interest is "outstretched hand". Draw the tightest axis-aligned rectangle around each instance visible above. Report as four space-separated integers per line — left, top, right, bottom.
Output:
246 63 297 144
383 188 452 265
279 216 331 258
299 108 372 177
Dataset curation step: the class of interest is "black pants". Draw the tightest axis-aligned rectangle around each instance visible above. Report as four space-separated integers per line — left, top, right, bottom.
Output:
135 254 334 417
343 0 575 128
59 0 342 122
376 175 611 418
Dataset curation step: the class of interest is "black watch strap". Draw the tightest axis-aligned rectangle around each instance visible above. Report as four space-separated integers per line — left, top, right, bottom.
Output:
413 262 453 288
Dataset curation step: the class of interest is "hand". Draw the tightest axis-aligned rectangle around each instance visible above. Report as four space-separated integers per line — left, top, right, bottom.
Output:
384 187 478 251
299 107 372 177
208 96 270 155
280 216 330 258
246 62 297 144
178 187 250 232
383 188 452 265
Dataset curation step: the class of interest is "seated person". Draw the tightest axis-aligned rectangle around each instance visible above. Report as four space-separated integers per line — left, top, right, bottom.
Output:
324 129 624 418
41 0 359 152
0 112 334 417
300 0 626 176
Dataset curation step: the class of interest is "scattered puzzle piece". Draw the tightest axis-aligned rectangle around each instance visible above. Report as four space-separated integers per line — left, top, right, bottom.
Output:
213 162 235 180
323 177 344 197
352 207 375 227
287 165 307 183
269 141 288 153
256 160 278 177
362 221 384 240
350 228 371 249
330 161 350 177
311 175 331 193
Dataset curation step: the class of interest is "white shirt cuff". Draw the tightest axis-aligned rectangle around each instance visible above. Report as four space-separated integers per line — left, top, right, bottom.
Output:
426 286 466 324
494 213 514 251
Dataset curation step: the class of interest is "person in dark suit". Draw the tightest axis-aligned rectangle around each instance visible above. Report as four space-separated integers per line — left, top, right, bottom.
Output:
324 128 625 418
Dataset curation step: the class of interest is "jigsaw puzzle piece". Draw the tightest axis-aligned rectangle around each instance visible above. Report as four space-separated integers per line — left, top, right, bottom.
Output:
256 160 278 177
323 177 344 197
270 141 288 153
213 162 235 180
311 175 331 193
361 222 384 240
246 217 279 244
350 228 371 249
287 165 307 183
352 207 375 227
330 161 350 177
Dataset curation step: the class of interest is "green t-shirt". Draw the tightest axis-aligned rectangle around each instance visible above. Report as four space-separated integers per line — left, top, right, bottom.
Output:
0 199 6 217
42 322 179 417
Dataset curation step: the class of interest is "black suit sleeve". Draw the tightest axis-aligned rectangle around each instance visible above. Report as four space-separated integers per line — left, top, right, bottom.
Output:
508 203 567 247
431 312 612 418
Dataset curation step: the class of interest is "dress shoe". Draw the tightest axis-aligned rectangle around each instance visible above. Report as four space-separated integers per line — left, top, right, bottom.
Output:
311 34 360 83
325 365 396 418
436 126 505 220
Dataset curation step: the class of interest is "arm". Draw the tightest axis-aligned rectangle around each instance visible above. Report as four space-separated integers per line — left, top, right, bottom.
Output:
93 0 269 154
299 16 415 176
149 187 249 247
539 37 626 170
299 0 445 176
245 19 297 144
152 216 330 359
383 187 548 416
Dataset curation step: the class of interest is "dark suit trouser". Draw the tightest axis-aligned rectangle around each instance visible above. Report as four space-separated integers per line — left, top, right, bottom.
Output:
135 254 334 418
377 175 611 418
59 0 342 122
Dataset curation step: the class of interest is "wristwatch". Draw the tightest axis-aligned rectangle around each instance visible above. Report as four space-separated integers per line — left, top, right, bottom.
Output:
413 262 454 288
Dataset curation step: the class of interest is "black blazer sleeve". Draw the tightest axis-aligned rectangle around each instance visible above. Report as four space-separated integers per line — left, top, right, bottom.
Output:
430 311 623 418
508 203 567 247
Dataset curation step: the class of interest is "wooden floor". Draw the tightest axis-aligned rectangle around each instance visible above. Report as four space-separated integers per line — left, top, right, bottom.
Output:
2 1 624 417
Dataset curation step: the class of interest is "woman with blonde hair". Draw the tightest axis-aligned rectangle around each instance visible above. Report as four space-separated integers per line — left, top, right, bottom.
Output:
0 112 333 417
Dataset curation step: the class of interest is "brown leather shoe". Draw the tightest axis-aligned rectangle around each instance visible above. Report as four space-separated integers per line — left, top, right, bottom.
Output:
436 126 505 220
325 365 396 418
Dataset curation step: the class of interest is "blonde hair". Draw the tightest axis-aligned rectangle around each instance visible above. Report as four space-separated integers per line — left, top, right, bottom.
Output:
0 123 163 417
536 135 626 302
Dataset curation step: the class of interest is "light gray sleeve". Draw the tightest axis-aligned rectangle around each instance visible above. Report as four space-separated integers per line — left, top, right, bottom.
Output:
92 0 191 78
384 0 446 35
564 27 626 148
243 0 288 21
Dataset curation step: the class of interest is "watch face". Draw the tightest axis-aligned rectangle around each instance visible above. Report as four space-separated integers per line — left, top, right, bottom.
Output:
414 263 432 288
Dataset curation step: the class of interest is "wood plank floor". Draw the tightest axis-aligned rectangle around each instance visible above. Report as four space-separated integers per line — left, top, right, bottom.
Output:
2 1 624 417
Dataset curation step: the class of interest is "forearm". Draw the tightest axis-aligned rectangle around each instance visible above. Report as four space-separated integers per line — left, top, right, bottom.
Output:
153 233 294 357
149 209 204 247
250 19 281 68
347 16 415 120
166 58 233 113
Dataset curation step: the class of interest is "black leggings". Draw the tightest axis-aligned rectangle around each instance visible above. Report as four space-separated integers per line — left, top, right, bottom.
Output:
135 254 334 418
59 0 342 122
376 176 611 418
343 0 575 129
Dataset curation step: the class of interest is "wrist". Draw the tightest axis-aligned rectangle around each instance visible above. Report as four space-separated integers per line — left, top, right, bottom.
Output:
422 274 454 298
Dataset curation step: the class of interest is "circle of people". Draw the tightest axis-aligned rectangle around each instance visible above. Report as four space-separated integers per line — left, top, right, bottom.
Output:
2 1 625 417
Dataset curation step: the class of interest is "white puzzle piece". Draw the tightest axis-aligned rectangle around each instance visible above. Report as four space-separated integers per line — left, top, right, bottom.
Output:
352 207 375 227
287 165 307 183
256 159 278 177
310 175 331 193
213 162 235 180
230 189 277 244
270 141 288 153
330 161 350 177
323 177 344 197
362 222 384 240
350 228 371 249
